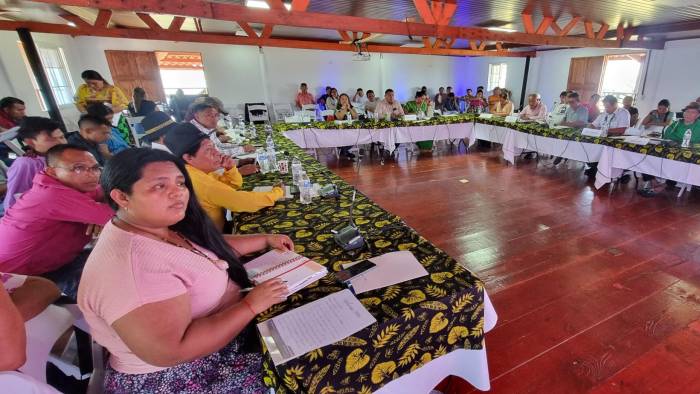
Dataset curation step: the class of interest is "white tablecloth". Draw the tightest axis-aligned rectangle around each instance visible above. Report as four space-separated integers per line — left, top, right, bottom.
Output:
471 123 604 165
375 291 498 394
594 145 700 189
283 123 475 154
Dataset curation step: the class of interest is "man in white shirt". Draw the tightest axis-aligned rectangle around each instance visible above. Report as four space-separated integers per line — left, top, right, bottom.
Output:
190 102 254 156
364 90 378 114
583 95 631 177
547 90 569 125
590 95 630 136
519 93 548 121
352 88 367 105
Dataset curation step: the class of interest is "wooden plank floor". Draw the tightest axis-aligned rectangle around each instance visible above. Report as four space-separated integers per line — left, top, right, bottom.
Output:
319 143 700 393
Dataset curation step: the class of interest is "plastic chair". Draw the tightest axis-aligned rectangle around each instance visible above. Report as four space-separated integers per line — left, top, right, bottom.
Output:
20 305 75 383
245 103 270 124
272 103 294 122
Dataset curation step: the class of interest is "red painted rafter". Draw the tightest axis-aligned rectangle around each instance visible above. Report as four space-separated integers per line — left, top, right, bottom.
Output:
291 0 310 12
414 0 458 49
136 12 162 30
522 14 535 34
0 19 534 57
596 22 609 39
237 21 258 37
26 0 665 49
261 24 274 38
59 13 90 28
168 16 185 31
559 16 581 36
94 9 111 28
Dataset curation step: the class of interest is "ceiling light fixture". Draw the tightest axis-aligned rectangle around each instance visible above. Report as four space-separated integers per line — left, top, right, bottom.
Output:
245 0 291 10
67 21 77 27
487 27 517 33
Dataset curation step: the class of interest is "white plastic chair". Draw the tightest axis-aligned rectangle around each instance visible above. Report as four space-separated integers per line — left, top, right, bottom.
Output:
272 103 294 122
20 305 75 383
301 104 317 119
247 104 270 123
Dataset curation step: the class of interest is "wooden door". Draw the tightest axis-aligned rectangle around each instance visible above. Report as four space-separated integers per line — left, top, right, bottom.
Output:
105 50 165 103
566 56 604 102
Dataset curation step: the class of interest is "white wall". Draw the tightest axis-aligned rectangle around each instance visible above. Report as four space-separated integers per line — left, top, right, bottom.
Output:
1 30 699 128
461 57 527 105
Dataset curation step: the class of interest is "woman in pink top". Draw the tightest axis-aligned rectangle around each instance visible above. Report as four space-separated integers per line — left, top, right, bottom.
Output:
78 148 292 393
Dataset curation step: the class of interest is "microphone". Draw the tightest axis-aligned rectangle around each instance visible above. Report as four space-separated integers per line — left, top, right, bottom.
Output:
332 189 365 252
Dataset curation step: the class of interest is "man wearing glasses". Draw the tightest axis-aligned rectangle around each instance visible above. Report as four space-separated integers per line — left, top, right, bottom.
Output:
0 144 114 298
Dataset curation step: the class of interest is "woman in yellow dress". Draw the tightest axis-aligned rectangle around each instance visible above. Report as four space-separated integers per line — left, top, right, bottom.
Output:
74 70 129 113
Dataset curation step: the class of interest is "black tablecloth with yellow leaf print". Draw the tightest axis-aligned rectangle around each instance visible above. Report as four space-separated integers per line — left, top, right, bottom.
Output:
232 130 486 393
275 114 700 165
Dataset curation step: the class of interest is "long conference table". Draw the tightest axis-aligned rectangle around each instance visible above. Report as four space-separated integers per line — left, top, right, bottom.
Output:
277 115 700 190
233 129 497 394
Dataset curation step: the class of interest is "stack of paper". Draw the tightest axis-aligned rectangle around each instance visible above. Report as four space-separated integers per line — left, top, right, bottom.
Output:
342 251 429 294
258 289 376 365
245 250 327 294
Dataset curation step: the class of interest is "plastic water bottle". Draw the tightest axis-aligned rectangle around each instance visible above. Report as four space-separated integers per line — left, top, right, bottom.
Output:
257 150 270 174
299 172 312 204
266 134 277 171
292 157 303 185
682 129 692 148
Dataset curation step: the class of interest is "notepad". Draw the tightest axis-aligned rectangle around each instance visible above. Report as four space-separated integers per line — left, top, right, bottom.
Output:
244 250 327 294
257 289 376 366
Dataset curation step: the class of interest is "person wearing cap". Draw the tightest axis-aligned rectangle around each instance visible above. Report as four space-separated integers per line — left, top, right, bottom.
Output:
189 102 255 159
639 101 700 197
139 111 178 152
164 123 284 231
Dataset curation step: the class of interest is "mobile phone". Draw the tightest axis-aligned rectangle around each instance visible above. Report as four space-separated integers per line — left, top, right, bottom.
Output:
336 260 377 282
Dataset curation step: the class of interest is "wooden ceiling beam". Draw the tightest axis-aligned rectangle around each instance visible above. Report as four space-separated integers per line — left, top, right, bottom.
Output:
559 16 581 36
168 16 186 31
94 9 112 28
584 20 594 39
261 24 274 38
237 21 259 38
29 0 663 49
595 22 609 40
136 12 162 30
266 0 285 10
522 14 535 34
290 0 310 12
535 16 553 35
59 13 91 28
0 19 535 57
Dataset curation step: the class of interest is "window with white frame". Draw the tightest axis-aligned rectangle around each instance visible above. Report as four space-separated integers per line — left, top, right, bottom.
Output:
487 63 507 92
19 42 75 110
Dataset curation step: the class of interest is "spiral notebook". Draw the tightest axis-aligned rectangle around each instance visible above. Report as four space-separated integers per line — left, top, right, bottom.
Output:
244 250 327 294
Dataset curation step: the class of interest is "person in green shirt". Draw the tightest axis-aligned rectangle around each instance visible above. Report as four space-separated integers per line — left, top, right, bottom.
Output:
663 101 700 144
639 101 700 197
404 92 433 151
403 91 428 115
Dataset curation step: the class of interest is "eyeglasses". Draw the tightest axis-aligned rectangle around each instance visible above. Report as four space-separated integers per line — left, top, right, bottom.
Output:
52 165 103 175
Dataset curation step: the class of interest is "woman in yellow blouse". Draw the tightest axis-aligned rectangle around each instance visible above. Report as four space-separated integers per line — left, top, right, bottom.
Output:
493 89 514 117
74 70 129 113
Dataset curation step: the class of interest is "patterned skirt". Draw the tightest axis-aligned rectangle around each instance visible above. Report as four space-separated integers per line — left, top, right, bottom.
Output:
103 338 266 394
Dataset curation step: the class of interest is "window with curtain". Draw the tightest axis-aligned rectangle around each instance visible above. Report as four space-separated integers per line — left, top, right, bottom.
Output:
487 63 508 92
